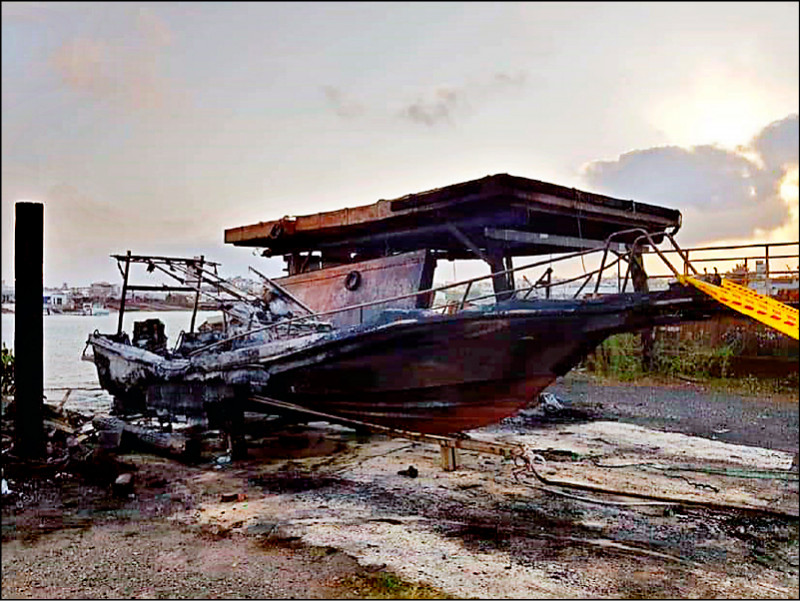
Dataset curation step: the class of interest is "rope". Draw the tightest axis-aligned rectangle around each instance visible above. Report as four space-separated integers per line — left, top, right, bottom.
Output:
514 446 799 519
590 459 798 481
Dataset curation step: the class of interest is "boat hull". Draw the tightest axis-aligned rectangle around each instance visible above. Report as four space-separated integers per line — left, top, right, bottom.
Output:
262 311 603 433
88 291 709 434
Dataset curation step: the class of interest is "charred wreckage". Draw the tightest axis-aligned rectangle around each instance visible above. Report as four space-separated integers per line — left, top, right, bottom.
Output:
86 174 731 451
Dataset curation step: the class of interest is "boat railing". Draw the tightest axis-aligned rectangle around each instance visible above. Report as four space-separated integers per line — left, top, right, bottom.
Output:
429 227 692 311
187 227 694 357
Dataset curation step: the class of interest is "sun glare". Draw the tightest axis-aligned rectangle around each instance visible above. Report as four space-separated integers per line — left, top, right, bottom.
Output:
779 167 799 205
647 67 784 149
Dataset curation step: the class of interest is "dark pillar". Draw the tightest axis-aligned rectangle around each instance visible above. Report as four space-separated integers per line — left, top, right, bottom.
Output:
189 255 204 333
116 251 131 336
487 246 512 301
14 202 45 459
630 244 654 371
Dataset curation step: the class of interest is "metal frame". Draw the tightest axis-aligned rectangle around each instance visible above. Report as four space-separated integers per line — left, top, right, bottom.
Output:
641 240 799 283
186 227 696 356
110 232 797 358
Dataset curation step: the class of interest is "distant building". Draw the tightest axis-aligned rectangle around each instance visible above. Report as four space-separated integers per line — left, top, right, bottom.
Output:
43 288 72 311
89 281 119 300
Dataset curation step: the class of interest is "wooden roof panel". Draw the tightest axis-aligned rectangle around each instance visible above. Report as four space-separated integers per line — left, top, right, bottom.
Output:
224 174 681 254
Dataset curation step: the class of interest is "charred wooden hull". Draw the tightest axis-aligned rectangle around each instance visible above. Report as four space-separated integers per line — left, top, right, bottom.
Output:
261 310 602 433
88 289 712 434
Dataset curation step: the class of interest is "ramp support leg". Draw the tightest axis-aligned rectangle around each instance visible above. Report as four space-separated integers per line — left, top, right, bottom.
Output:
440 444 460 471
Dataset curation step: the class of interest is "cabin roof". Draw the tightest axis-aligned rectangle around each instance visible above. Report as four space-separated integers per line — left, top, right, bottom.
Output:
224 173 682 258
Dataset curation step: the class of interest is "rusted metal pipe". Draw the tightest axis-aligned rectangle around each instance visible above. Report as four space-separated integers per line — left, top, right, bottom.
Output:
189 255 204 334
116 251 131 336
249 265 315 315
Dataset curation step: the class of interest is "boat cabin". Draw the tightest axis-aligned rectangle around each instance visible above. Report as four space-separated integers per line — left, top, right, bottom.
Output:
225 174 682 326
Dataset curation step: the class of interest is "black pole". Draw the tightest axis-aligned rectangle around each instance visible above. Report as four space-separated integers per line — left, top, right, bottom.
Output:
117 250 131 336
189 255 204 334
14 202 45 459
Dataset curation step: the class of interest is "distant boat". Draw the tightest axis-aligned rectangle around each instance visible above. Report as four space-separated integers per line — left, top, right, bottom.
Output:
83 303 110 316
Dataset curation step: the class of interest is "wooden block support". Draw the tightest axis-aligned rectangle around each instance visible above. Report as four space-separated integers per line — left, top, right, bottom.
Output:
440 444 460 471
14 202 45 459
630 244 654 370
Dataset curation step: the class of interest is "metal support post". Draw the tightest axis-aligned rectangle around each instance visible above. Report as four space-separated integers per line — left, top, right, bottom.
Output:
189 255 204 333
116 251 131 336
630 244 654 371
14 202 45 458
440 444 460 471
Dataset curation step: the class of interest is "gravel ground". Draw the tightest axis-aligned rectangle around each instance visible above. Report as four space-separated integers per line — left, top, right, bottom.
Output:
548 373 798 453
2 374 798 599
2 521 364 599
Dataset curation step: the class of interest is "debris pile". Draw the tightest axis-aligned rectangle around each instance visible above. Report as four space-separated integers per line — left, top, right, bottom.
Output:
1 395 97 473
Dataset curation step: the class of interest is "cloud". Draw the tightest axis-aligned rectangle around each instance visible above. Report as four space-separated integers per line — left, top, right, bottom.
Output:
136 6 173 47
50 37 115 97
322 86 365 119
322 71 528 126
398 71 528 127
401 86 461 126
582 114 799 245
751 114 799 173
48 9 176 112
493 71 527 88
1 2 51 21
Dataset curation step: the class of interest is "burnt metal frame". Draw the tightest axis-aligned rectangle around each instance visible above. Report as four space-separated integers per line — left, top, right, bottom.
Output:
111 230 793 358
186 227 696 357
110 253 259 346
248 265 315 315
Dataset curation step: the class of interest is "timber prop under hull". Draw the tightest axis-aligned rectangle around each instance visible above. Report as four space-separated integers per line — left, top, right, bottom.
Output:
88 290 712 435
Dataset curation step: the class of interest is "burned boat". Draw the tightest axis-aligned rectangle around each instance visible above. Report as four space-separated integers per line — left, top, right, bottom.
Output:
87 256 713 435
87 175 719 435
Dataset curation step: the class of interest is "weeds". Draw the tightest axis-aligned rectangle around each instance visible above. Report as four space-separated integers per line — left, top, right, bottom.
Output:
583 334 643 381
1 343 14 396
652 338 736 378
702 373 799 396
583 333 797 394
341 571 454 599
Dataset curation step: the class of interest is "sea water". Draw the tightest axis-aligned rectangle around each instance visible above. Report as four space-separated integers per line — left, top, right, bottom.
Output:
1 310 217 415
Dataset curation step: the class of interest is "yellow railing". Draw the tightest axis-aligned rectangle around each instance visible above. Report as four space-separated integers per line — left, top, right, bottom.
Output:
681 276 799 340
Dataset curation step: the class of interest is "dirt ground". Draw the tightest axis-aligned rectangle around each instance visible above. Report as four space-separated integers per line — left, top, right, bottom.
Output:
549 372 799 453
2 374 798 599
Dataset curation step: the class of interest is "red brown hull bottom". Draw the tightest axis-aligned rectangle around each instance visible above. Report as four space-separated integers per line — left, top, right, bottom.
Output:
275 376 555 434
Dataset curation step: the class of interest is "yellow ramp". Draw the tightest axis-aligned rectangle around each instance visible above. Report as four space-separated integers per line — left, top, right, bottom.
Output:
682 276 799 340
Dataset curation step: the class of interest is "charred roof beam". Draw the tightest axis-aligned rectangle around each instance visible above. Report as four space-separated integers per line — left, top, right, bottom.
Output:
446 224 492 264
484 228 627 252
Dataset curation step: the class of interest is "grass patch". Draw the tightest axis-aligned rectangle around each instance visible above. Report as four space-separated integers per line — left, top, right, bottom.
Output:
583 334 645 381
698 373 799 397
341 571 455 599
584 333 797 394
575 368 798 398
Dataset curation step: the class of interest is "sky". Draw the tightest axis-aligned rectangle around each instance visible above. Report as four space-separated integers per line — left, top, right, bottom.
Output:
2 2 798 288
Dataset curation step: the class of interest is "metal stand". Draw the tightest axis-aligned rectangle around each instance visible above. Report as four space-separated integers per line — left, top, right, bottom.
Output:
249 395 523 471
440 445 461 471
